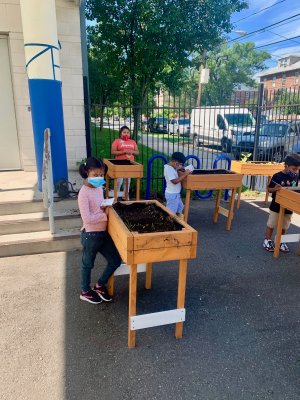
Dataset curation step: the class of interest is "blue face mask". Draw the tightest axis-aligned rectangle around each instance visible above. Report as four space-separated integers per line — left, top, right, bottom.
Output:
87 177 106 188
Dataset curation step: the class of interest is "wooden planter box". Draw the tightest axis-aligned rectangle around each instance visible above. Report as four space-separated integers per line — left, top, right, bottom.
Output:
231 160 283 176
182 169 242 190
104 159 143 200
274 188 300 258
182 170 243 230
231 161 284 208
108 200 197 264
107 200 198 348
104 158 143 179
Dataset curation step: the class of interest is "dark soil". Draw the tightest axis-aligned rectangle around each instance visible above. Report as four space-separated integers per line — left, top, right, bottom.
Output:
109 160 133 165
113 202 183 233
191 169 233 175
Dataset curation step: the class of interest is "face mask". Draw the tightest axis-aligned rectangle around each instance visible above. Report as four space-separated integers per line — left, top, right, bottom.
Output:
121 134 129 141
287 170 298 178
87 177 106 188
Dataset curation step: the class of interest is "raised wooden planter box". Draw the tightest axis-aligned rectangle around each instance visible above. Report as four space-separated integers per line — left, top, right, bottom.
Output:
230 161 284 207
231 160 283 176
182 169 243 230
107 200 198 347
274 188 300 258
104 158 144 200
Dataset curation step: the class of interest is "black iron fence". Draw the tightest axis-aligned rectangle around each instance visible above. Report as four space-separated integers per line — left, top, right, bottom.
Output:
89 85 300 197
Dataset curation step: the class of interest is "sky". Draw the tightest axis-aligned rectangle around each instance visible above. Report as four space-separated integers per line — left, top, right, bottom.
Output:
229 0 300 68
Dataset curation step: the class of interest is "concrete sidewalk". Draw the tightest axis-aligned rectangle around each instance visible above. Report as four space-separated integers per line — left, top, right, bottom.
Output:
1 196 300 400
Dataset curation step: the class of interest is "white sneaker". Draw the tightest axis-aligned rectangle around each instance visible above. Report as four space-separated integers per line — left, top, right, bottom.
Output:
279 242 290 253
263 239 275 252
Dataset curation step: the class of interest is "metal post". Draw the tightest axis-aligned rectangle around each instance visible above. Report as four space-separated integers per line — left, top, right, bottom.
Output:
251 82 264 190
42 129 55 234
196 51 206 107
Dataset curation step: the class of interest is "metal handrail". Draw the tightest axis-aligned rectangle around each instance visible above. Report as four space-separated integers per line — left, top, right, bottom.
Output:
42 128 55 234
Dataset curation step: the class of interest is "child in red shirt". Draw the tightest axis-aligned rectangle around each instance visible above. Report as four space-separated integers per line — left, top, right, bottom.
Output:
111 126 139 199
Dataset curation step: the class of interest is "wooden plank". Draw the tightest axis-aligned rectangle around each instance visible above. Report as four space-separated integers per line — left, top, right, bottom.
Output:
274 206 285 258
278 234 300 243
213 190 221 224
145 263 152 289
132 230 194 250
128 264 137 348
231 160 283 176
133 245 197 263
226 188 236 231
276 190 300 214
218 206 229 218
175 259 188 339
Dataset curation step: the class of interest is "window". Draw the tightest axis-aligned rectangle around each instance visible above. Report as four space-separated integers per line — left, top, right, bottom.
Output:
245 91 250 98
281 74 286 86
295 71 299 85
272 76 276 87
217 115 226 130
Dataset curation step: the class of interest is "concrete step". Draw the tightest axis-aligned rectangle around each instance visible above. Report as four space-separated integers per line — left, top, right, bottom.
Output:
0 229 81 258
0 211 81 235
0 197 79 216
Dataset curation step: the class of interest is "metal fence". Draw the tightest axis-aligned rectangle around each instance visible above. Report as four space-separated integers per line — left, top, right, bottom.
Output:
89 85 300 197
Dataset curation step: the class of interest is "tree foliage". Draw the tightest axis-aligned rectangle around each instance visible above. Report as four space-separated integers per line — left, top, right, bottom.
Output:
200 42 270 105
86 0 247 137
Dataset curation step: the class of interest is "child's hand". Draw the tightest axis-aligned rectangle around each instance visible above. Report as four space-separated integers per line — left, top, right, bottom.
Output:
185 169 192 175
274 183 282 191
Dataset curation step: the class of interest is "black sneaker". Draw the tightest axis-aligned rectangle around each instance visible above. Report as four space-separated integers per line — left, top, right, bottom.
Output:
93 285 112 302
80 290 103 304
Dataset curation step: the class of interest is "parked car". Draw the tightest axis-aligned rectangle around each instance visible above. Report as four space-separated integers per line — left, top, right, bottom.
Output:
146 117 168 133
190 106 255 152
168 118 191 137
232 121 300 162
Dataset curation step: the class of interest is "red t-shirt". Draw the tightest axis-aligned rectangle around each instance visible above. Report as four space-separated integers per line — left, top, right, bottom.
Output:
111 138 137 161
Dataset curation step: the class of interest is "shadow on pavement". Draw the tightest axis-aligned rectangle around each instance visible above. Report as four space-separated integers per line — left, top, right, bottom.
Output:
64 199 300 400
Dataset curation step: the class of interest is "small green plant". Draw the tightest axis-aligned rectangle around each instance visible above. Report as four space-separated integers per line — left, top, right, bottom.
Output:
240 152 252 163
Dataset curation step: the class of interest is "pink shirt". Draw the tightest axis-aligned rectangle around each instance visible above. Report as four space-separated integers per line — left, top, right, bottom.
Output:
111 138 137 161
78 185 107 232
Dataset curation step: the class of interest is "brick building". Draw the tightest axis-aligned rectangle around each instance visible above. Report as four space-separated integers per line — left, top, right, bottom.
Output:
256 54 300 91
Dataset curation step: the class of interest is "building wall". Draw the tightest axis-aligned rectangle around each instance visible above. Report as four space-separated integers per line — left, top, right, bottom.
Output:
0 0 86 171
260 69 300 92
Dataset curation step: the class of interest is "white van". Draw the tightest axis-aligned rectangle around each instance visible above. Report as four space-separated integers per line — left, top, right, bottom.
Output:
190 106 255 152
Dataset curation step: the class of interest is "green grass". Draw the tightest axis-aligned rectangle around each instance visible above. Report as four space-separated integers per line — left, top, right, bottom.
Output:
90 124 167 197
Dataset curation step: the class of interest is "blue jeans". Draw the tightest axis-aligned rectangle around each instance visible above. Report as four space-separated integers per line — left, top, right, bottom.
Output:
80 230 121 292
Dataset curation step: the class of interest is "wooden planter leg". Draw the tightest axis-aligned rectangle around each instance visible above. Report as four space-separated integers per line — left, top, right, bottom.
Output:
213 190 221 224
145 263 152 289
106 176 110 199
265 176 271 204
128 264 137 348
274 206 285 258
183 189 191 222
125 179 129 201
113 179 118 201
108 274 114 296
136 178 140 200
237 185 242 209
175 259 188 339
226 188 236 231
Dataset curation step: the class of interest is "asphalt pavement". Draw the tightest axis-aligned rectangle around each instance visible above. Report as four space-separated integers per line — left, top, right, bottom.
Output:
1 197 300 400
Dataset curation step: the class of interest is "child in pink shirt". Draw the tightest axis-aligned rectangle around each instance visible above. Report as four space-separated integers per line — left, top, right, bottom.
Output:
111 125 139 199
78 157 121 304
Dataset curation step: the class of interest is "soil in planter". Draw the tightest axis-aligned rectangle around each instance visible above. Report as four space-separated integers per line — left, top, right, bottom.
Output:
109 160 133 165
191 169 233 175
113 202 183 233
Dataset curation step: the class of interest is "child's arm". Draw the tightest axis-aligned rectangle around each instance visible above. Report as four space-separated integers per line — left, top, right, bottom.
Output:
78 192 107 224
268 177 282 193
171 169 191 184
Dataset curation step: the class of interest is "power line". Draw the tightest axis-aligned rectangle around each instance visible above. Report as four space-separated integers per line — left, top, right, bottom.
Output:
254 35 300 49
232 0 287 24
228 13 300 43
265 29 300 46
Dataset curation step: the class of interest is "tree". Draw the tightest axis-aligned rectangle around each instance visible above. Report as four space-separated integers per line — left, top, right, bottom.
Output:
200 42 270 105
86 0 247 140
